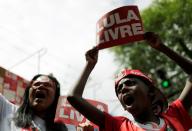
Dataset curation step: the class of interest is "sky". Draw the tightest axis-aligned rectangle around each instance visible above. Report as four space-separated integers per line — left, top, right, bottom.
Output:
0 0 152 117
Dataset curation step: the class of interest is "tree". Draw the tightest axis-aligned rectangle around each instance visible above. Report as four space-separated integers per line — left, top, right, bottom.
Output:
111 0 192 100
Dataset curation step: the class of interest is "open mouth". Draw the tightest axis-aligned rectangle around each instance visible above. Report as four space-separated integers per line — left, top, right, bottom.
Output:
35 91 46 99
123 95 135 106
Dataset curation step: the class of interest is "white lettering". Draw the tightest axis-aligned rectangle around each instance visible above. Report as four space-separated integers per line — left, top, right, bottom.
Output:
131 23 143 35
127 10 139 21
59 108 86 122
104 30 110 42
97 23 143 44
59 108 69 119
115 13 127 24
96 33 105 44
70 109 75 120
75 111 84 122
103 15 115 28
97 23 103 33
119 25 133 38
108 28 119 40
98 9 140 30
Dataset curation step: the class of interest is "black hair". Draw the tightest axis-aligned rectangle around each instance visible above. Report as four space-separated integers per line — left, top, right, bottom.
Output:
13 74 67 131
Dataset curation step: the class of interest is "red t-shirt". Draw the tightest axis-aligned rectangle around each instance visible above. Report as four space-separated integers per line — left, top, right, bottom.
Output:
103 99 192 131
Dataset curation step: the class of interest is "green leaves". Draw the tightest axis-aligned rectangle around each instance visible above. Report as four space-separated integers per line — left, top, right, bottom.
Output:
111 0 192 99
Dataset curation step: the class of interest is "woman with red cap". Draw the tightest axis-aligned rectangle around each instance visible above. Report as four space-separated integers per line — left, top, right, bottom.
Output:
67 32 192 131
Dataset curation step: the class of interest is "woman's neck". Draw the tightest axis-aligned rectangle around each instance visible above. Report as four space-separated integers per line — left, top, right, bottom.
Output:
34 110 46 119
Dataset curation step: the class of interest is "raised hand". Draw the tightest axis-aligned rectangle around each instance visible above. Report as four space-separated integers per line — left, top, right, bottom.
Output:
144 32 163 49
85 46 99 68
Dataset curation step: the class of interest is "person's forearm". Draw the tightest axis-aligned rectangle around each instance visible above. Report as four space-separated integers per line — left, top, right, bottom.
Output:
67 62 105 128
69 62 95 97
179 75 192 111
157 44 192 74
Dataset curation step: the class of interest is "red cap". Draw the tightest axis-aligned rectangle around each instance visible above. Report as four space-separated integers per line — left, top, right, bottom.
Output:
115 68 168 115
115 69 153 88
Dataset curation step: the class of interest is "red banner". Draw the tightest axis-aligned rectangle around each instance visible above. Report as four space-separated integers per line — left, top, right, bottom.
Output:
96 6 144 49
0 67 108 130
0 66 28 105
55 96 108 130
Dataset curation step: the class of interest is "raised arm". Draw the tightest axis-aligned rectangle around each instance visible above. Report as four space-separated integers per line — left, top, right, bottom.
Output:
144 32 192 111
144 32 192 74
179 75 192 111
67 47 105 128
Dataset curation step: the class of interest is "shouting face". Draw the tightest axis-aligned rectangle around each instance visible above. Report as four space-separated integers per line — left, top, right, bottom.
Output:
29 75 56 113
116 77 152 118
